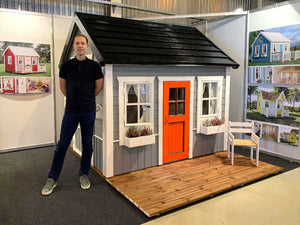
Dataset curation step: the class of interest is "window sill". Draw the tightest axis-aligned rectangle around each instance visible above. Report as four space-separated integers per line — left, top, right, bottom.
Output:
124 135 155 148
199 124 225 135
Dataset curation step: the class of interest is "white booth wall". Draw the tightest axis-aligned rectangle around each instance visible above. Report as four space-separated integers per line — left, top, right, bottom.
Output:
0 10 54 151
203 15 247 123
0 9 73 151
53 16 73 143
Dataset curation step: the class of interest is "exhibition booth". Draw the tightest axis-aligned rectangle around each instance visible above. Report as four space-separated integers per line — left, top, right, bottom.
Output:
0 0 299 217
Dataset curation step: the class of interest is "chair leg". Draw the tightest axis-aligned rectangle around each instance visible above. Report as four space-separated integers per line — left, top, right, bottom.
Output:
256 146 259 167
250 147 253 160
231 145 234 165
228 142 230 159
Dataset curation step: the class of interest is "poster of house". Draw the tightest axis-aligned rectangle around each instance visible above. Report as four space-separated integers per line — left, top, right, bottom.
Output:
0 41 51 94
247 86 300 126
247 119 299 147
249 24 300 66
247 86 300 146
248 65 300 85
280 126 299 146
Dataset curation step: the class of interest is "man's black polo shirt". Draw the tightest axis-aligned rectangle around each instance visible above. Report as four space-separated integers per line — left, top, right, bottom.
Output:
59 57 103 113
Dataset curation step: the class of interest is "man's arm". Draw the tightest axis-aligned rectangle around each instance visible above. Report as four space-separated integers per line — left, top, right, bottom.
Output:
95 78 104 96
59 78 67 97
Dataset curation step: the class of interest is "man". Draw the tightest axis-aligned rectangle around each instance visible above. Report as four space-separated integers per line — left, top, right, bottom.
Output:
42 34 104 195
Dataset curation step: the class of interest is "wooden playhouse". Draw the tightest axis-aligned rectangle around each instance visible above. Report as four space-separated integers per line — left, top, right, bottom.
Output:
2 46 46 74
60 12 239 178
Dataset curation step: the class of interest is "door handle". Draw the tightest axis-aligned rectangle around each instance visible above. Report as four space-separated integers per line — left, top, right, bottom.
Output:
164 117 168 124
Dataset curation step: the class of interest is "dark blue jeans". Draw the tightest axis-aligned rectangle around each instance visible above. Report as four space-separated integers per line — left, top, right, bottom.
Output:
48 110 96 181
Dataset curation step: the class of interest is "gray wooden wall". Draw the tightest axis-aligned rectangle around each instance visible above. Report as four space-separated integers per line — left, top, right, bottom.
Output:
112 65 227 176
112 71 159 175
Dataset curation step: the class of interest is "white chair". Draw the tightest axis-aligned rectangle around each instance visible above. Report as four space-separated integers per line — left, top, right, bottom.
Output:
228 121 260 166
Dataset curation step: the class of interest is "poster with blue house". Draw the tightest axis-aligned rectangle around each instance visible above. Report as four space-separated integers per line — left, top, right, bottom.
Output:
249 24 300 65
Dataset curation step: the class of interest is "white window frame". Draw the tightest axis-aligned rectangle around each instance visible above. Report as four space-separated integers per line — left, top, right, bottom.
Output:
32 57 37 65
262 44 267 57
255 45 260 57
266 67 272 81
273 43 278 52
277 102 281 109
8 56 12 65
265 101 269 108
125 83 152 126
18 56 23 65
197 76 223 133
118 76 155 146
255 67 261 81
284 44 288 52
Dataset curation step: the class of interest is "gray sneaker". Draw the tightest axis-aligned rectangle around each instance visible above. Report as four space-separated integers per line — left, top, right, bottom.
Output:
80 175 91 190
41 178 57 196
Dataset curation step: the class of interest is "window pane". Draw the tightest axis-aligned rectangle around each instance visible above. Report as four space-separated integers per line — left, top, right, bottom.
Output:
178 88 185 100
209 100 217 114
169 103 176 116
140 105 151 123
127 105 137 123
127 84 138 103
203 83 209 98
210 82 217 97
169 88 177 101
178 102 185 115
202 100 208 115
140 84 150 103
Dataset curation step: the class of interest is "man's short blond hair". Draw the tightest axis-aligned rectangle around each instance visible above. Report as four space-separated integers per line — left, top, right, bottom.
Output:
74 34 88 44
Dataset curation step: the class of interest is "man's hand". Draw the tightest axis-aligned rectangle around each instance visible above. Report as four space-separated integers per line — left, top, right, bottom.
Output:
95 78 104 96
59 77 67 97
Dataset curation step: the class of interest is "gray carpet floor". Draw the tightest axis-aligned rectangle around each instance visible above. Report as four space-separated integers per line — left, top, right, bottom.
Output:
0 146 299 225
0 146 150 225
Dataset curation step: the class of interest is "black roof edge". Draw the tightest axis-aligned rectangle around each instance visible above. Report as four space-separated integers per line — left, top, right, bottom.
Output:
58 19 78 68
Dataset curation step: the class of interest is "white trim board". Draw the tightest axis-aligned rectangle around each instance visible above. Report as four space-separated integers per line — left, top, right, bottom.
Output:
103 64 114 178
158 76 195 165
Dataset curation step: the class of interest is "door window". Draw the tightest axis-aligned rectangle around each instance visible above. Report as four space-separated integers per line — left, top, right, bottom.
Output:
169 88 185 116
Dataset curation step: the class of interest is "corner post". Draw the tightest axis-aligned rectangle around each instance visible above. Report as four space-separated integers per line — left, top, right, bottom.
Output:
103 64 114 177
224 68 231 151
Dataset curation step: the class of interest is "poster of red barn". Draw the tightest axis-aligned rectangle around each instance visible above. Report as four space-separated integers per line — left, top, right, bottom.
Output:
0 41 51 94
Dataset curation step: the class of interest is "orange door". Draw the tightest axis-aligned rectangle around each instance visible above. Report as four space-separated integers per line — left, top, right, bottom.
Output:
163 81 190 163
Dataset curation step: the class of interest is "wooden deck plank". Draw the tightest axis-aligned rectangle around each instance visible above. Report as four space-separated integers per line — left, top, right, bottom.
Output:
106 152 283 217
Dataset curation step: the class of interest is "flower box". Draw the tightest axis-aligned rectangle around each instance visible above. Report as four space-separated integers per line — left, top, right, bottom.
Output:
124 135 156 148
200 124 225 135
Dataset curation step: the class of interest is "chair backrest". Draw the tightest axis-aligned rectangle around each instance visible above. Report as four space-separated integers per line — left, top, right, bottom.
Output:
229 121 254 134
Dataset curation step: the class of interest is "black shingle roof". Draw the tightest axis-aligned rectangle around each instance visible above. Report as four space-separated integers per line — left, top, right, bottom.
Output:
73 13 239 68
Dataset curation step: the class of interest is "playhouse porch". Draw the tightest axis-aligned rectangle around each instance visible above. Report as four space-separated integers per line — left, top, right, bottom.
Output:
106 151 282 217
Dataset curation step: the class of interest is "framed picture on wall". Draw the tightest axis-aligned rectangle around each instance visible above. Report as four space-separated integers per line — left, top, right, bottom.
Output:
249 24 300 66
0 41 51 94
